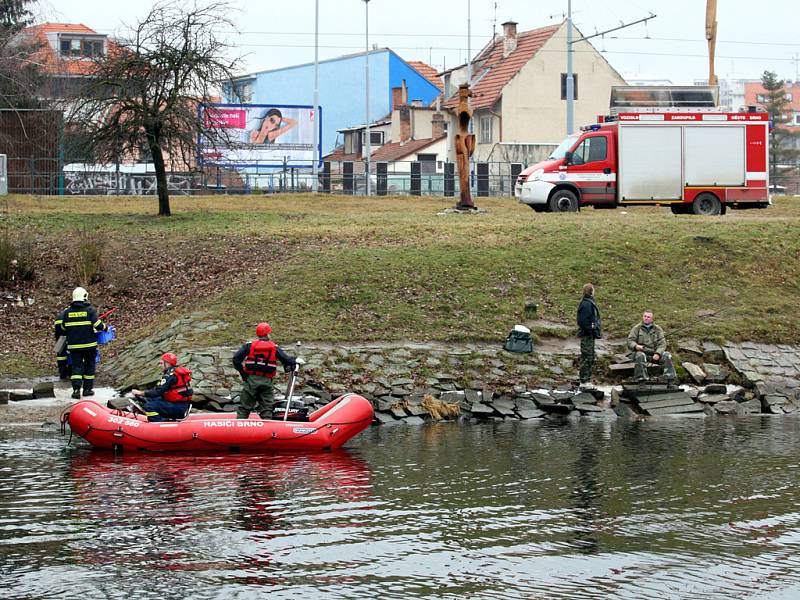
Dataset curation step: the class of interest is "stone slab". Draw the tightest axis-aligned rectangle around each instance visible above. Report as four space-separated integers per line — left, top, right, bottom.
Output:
682 362 706 384
374 412 397 424
697 394 730 405
516 409 546 419
403 416 425 425
644 403 704 416
9 390 34 401
470 403 494 416
571 392 597 405
32 382 55 399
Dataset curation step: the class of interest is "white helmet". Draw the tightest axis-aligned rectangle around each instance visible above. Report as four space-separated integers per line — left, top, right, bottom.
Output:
72 287 88 302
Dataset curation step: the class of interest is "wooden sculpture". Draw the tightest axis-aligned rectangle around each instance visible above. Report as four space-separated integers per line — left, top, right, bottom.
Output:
454 83 476 210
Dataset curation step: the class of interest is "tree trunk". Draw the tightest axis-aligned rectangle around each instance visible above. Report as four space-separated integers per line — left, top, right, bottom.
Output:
149 140 171 216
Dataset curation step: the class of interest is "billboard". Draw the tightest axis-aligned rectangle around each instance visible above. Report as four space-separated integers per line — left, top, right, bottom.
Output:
200 103 321 167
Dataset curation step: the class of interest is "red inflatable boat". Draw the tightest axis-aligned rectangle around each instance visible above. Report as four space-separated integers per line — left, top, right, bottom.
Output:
66 394 374 453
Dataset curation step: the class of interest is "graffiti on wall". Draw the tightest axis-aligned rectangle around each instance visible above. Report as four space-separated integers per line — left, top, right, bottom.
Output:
64 171 197 195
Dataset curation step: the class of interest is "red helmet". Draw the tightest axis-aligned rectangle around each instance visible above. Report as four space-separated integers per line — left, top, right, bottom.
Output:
160 352 178 366
255 322 272 337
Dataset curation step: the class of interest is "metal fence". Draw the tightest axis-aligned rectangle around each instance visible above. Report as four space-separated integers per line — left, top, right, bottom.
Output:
6 158 800 198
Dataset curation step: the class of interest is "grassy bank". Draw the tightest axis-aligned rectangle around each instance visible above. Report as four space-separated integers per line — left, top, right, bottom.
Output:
1 193 799 377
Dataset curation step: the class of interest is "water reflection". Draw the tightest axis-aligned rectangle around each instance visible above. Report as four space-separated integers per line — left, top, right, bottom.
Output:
3 417 800 598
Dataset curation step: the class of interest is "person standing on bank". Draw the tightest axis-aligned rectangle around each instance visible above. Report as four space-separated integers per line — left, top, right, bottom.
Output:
627 310 678 384
54 287 108 399
576 283 602 386
131 353 193 422
232 323 297 420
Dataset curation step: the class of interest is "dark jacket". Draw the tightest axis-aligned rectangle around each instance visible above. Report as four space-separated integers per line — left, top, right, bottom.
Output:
577 295 602 339
54 301 107 351
627 322 667 355
233 340 296 379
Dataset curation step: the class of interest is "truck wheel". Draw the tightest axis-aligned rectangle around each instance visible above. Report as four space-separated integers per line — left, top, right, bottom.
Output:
692 193 721 216
548 190 579 212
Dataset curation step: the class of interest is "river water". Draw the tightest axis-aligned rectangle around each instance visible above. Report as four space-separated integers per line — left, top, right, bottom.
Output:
2 415 800 599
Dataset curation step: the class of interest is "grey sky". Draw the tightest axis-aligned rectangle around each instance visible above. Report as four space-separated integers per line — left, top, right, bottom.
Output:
42 0 800 84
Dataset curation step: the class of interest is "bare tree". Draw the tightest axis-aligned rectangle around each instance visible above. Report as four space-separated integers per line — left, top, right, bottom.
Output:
0 0 43 110
69 1 240 215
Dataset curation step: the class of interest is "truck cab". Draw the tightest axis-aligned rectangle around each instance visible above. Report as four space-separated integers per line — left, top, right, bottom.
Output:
515 125 617 212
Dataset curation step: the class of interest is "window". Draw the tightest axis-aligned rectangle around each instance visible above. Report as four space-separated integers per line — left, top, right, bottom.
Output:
570 136 607 165
417 153 437 175
795 112 800 126
561 73 578 100
59 37 104 58
234 82 253 103
360 130 384 146
479 115 492 144
756 94 766 103
786 93 793 102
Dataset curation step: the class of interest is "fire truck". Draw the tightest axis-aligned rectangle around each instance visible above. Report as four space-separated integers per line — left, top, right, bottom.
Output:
515 88 770 216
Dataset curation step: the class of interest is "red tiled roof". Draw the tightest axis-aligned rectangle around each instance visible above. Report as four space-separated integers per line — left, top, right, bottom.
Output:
371 136 445 161
407 60 443 92
323 136 445 162
19 23 105 76
443 24 560 111
323 147 360 162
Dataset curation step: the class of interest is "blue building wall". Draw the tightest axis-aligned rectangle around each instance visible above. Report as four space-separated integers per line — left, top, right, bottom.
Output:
236 50 440 155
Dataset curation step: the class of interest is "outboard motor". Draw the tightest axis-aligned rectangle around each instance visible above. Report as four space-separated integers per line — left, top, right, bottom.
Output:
272 398 309 422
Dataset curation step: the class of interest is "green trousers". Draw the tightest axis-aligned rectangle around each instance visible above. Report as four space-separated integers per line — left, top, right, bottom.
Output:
579 336 595 383
237 375 276 419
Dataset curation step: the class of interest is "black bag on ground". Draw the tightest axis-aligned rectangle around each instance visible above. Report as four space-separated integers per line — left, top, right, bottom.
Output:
503 325 533 353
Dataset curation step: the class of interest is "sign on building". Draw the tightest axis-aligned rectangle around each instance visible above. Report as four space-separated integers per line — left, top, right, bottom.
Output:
199 103 322 167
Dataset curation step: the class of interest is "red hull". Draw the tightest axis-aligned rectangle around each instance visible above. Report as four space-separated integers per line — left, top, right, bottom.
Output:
67 394 374 452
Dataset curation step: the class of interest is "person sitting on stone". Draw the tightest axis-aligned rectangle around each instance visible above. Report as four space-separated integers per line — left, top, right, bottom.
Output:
627 310 678 384
130 353 193 421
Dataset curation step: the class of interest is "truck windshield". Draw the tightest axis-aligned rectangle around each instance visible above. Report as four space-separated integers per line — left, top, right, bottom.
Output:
548 134 580 160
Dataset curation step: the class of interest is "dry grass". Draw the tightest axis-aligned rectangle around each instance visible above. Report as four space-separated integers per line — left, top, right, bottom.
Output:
421 395 461 420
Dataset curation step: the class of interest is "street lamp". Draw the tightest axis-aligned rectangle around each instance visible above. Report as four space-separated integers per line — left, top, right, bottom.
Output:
363 0 371 196
566 0 574 135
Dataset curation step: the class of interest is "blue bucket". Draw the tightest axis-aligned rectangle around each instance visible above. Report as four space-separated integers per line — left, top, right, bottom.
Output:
97 325 116 345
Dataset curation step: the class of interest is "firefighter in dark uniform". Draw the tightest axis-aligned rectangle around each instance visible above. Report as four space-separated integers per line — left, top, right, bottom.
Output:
131 353 193 422
54 287 108 399
232 323 296 419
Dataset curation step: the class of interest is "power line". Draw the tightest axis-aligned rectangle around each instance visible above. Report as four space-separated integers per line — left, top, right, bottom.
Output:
86 27 800 48
226 42 800 61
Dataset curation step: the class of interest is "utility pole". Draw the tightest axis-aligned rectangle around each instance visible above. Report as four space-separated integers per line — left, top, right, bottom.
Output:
364 0 371 196
311 0 319 192
566 6 656 134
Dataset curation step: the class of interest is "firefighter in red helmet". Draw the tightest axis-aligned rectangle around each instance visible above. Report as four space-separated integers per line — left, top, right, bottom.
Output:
232 322 296 419
131 352 194 422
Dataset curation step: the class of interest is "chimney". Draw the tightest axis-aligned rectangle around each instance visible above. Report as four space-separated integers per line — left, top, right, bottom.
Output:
392 86 403 108
399 105 411 142
502 20 518 57
431 111 445 138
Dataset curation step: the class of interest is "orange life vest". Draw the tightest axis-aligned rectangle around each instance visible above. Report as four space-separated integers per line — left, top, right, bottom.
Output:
243 340 278 377
163 367 193 402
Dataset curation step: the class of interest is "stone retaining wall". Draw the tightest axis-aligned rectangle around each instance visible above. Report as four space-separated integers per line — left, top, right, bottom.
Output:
101 317 800 423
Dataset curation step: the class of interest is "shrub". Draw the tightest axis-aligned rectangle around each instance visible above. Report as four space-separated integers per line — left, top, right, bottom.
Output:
74 229 106 286
0 234 35 283
0 235 14 282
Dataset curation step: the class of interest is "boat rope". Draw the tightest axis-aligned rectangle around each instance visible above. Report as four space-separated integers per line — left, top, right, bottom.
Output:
79 416 374 449
59 409 73 445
